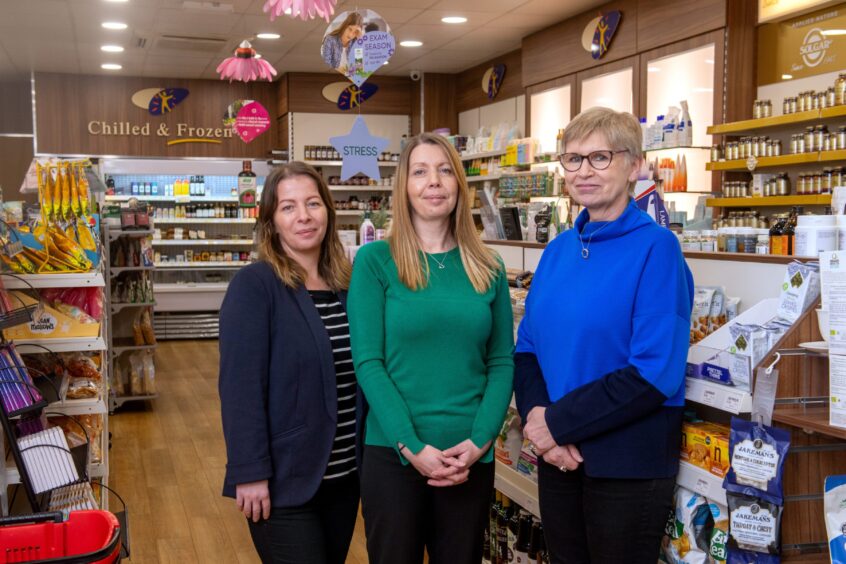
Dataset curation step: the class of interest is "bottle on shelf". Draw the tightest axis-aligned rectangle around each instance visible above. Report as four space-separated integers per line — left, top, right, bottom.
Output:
513 510 533 563
360 211 375 245
769 216 785 256
784 207 798 256
497 496 512 563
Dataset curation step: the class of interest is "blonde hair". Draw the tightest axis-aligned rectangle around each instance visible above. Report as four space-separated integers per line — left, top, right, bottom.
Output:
389 133 500 293
564 107 643 193
256 162 351 291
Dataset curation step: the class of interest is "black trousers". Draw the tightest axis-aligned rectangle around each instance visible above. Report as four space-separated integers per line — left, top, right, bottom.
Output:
246 472 359 564
537 459 675 564
360 445 494 564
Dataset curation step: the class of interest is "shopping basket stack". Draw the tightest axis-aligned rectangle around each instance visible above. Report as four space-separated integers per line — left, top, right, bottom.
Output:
0 511 120 563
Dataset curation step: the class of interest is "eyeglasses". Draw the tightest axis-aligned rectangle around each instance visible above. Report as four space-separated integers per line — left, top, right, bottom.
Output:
559 150 629 172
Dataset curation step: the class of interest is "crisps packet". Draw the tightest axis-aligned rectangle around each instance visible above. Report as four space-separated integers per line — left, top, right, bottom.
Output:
708 499 729 562
661 486 711 564
724 417 790 505
825 475 846 564
727 492 781 563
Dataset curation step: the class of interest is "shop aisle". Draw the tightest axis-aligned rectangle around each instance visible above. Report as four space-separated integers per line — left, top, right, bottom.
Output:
110 340 369 564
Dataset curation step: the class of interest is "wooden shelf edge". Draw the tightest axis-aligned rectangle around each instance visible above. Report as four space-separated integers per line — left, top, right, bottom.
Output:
707 107 846 135
773 406 846 441
706 195 831 207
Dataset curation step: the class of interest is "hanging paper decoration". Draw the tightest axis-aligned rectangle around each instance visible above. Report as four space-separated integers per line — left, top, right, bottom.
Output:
480 65 506 100
321 10 395 87
217 41 277 83
337 83 378 110
264 0 337 22
234 101 271 144
329 116 389 181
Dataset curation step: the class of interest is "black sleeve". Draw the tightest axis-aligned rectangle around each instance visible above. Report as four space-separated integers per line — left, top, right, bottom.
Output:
513 352 551 423
544 365 669 445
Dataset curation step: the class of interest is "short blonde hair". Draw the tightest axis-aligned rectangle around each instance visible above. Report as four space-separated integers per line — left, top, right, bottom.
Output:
389 133 500 293
564 107 643 163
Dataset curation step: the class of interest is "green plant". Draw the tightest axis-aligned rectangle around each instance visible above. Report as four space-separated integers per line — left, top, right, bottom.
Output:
370 209 389 229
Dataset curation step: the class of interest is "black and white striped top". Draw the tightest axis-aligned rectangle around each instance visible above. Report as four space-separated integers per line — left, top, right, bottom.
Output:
308 290 358 481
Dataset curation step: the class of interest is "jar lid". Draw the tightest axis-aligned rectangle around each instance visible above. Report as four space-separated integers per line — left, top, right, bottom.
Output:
797 214 836 227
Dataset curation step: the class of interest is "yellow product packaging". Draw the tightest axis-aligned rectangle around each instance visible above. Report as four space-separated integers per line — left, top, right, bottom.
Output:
680 422 730 478
2 291 100 340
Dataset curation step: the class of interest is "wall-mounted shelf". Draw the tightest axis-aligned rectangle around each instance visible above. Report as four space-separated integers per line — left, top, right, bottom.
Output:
302 160 397 168
154 261 250 269
104 195 239 203
494 461 540 519
151 239 253 246
153 218 255 225
0 272 105 289
706 194 831 207
643 146 711 153
12 336 107 354
334 210 391 216
466 174 502 183
460 150 507 161
110 266 155 276
676 461 727 505
684 377 752 414
707 105 846 135
773 405 846 441
705 152 838 171
329 186 392 192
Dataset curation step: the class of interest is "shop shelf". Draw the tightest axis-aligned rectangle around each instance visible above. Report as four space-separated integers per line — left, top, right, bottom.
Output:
109 266 155 276
107 229 154 240
328 186 392 192
494 460 540 519
152 218 255 224
642 146 711 153
684 377 752 414
820 105 846 120
154 282 229 292
47 396 108 417
104 195 239 203
12 337 107 354
111 302 155 313
706 194 831 207
706 152 821 171
773 405 846 441
460 149 507 161
111 340 157 355
303 160 397 167
676 461 727 505
111 394 158 410
154 261 250 269
466 174 502 183
707 110 821 135
151 239 253 246
0 272 105 289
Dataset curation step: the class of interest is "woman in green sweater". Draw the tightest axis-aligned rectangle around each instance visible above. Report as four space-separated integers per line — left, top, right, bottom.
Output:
348 132 514 564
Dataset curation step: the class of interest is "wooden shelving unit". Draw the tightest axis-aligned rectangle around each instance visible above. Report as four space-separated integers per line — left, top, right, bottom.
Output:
774 405 846 441
706 151 846 172
706 194 831 207
707 105 846 135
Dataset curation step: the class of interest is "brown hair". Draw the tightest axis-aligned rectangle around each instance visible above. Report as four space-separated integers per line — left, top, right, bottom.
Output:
256 162 351 291
328 12 363 40
389 133 500 293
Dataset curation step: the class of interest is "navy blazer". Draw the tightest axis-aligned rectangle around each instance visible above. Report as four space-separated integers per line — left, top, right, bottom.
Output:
219 261 363 507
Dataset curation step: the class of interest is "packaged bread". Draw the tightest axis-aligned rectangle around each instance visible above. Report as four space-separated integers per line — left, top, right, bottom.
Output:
141 308 156 345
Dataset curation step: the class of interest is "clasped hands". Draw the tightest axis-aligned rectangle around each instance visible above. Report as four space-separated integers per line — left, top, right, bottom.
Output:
401 439 490 487
523 406 583 471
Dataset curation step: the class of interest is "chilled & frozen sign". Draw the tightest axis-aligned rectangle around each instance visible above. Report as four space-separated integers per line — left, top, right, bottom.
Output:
87 121 232 146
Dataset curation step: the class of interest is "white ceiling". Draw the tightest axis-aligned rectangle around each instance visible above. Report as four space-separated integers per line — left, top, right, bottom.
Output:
0 0 605 80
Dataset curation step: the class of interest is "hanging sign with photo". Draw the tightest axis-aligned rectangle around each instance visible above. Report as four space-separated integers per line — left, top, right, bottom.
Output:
223 100 271 144
320 9 395 86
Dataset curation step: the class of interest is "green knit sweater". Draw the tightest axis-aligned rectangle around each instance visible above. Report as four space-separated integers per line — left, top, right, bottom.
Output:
348 240 514 463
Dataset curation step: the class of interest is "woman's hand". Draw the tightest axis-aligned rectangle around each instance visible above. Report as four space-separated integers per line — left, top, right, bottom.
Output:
524 406 556 455
236 480 271 523
442 439 490 468
402 445 467 487
542 444 583 471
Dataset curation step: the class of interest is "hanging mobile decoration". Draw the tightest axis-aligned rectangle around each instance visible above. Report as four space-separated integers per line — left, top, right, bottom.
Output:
321 9 395 86
217 41 278 83
263 0 337 22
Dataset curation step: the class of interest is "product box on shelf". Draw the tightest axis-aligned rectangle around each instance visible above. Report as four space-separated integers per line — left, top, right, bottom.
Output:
2 291 100 340
680 421 730 478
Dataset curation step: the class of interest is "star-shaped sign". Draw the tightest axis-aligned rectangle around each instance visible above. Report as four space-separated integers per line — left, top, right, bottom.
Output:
330 116 390 181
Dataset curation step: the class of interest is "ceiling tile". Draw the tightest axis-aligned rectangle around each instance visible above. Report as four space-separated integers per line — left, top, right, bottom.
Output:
404 9 500 27
517 0 604 17
429 0 529 12
390 24 466 50
153 9 241 36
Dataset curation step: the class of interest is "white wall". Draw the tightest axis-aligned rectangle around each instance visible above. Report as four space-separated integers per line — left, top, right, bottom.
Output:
458 95 526 137
686 257 787 310
758 69 843 115
291 113 410 160
530 85 572 154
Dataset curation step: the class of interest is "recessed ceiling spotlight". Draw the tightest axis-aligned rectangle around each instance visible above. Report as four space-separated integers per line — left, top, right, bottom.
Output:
256 33 280 39
101 22 128 30
101 45 124 53
441 16 467 24
400 40 423 47
101 63 122 70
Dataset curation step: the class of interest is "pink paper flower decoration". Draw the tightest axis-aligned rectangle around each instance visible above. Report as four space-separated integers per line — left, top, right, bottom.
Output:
263 0 337 22
217 41 278 83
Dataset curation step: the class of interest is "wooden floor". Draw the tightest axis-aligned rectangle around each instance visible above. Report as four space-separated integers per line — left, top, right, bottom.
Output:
110 340 369 564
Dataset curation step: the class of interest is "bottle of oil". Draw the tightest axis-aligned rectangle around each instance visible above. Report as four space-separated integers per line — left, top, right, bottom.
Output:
513 510 533 564
784 207 798 256
769 215 785 255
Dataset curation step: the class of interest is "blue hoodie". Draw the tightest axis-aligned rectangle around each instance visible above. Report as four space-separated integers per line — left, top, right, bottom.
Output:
514 199 693 479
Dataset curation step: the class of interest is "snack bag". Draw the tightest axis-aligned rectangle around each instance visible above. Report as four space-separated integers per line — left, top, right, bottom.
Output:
662 486 712 564
825 475 846 564
494 410 523 467
141 308 156 345
776 261 820 323
708 500 729 562
691 288 716 344
112 361 125 396
724 417 790 505
129 353 145 395
132 314 145 346
727 493 781 562
706 286 727 335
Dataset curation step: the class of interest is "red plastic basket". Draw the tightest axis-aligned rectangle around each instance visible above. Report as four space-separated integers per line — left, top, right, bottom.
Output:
0 511 121 563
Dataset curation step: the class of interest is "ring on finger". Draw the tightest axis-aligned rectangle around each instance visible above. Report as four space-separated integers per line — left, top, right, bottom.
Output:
528 443 537 454
559 465 568 472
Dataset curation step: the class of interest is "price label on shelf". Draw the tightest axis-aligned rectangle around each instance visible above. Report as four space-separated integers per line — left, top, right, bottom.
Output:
702 389 718 406
723 393 742 413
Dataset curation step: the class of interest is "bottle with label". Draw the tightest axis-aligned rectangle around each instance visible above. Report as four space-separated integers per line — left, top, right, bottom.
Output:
512 510 533 564
527 521 541 563
785 207 798 256
360 211 375 245
238 161 257 208
497 497 511 564
507 502 520 563
769 216 784 255
489 493 501 564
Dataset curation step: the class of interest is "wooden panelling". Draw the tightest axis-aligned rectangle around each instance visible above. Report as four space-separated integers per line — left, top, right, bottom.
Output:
423 73 457 133
276 73 289 118
455 50 523 115
0 137 35 204
575 55 641 115
0 78 33 134
34 73 277 158
522 0 637 88
282 72 413 115
411 81 422 136
636 0 726 52
278 113 289 151
725 0 758 122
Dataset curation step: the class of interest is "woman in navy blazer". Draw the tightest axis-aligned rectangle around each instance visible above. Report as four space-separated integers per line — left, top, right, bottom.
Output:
219 162 360 564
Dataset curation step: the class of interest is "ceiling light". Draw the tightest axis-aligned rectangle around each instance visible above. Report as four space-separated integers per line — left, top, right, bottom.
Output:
441 16 467 24
782 73 793 80
101 45 124 53
256 33 280 39
822 29 846 36
647 66 660 72
704 59 715 64
400 40 423 47
101 63 122 70
101 22 128 30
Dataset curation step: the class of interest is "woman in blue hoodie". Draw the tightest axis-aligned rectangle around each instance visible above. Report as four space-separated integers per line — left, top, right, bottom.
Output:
514 106 693 563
